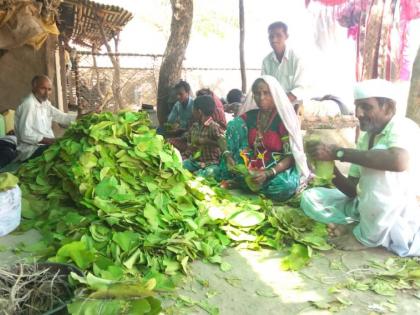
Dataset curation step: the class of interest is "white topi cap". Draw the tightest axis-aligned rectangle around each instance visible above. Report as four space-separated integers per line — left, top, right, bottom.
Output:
353 79 397 101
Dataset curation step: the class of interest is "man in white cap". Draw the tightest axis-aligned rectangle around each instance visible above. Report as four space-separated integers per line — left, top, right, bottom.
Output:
301 79 420 256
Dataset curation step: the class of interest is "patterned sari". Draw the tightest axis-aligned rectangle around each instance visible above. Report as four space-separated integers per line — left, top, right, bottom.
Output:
219 111 300 201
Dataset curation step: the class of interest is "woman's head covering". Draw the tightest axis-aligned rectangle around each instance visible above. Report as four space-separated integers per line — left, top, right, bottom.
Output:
238 75 310 181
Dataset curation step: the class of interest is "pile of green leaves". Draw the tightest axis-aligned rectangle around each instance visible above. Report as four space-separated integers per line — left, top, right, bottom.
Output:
18 112 230 279
206 189 331 270
16 111 330 311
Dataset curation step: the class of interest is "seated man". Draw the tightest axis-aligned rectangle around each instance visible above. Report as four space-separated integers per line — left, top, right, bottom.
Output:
15 75 80 161
183 95 225 178
301 79 420 256
166 80 194 136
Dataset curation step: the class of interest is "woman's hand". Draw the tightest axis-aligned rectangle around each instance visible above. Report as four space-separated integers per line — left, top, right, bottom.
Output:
251 169 269 186
226 155 236 171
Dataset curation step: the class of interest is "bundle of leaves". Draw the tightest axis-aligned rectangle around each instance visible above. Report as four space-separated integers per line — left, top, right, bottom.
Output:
67 273 162 315
304 133 335 186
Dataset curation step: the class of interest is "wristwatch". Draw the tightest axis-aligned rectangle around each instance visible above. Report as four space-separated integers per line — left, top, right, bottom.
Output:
335 148 345 161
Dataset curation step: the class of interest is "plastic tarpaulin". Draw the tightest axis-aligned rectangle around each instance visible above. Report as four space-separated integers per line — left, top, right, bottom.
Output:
0 173 21 237
0 1 59 50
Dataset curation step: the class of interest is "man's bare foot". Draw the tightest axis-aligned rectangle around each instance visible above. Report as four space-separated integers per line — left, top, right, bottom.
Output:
330 234 366 251
327 223 352 238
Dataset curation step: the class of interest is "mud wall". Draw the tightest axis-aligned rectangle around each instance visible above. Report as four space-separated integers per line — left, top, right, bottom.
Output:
0 36 57 113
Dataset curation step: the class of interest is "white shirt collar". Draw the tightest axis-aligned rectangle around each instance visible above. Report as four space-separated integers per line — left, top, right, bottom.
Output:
270 46 290 64
31 93 44 105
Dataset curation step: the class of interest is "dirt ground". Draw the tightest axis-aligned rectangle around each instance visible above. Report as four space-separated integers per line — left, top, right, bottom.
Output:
165 247 420 315
1 229 419 315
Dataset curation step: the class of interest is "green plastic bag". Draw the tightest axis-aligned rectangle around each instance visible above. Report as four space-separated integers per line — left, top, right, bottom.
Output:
0 114 5 137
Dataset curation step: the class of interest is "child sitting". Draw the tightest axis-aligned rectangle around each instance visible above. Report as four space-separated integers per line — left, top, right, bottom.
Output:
183 95 225 178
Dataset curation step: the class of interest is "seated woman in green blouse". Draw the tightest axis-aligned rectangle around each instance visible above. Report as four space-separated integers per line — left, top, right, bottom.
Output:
219 75 310 201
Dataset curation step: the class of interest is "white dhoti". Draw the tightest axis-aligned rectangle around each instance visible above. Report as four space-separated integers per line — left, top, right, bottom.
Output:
302 81 420 256
301 165 420 257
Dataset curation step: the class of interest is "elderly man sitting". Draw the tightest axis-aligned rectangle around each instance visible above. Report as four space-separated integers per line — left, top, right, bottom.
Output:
15 75 79 161
302 79 420 256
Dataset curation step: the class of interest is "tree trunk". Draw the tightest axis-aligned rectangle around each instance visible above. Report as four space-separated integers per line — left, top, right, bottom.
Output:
406 47 420 125
157 0 193 126
95 12 123 111
112 34 123 110
239 0 246 93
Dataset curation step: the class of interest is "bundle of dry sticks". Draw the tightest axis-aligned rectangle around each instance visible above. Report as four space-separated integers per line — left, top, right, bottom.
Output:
0 263 73 315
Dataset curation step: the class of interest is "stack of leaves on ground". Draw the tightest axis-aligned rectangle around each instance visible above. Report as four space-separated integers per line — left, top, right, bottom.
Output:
19 112 230 278
16 112 330 312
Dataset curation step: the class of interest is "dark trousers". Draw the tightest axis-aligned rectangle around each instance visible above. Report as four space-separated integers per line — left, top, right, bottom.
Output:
30 145 50 160
0 141 17 167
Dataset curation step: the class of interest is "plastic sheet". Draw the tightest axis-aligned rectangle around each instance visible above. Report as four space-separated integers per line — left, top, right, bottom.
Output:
0 186 21 237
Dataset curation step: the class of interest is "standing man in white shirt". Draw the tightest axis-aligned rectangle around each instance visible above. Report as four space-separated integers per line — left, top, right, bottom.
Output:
15 75 78 161
261 21 306 105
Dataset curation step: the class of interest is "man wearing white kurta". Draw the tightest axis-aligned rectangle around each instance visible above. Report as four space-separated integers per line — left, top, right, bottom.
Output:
15 75 76 161
302 79 420 256
261 21 306 104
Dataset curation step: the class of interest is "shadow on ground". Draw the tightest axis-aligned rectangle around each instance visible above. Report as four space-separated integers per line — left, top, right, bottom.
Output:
166 247 420 315
1 230 419 315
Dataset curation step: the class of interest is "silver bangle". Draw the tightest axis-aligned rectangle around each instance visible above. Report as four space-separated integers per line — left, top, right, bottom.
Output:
271 168 277 176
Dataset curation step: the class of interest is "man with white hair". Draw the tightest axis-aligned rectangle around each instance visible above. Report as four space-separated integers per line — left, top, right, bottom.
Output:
15 75 79 161
301 79 420 256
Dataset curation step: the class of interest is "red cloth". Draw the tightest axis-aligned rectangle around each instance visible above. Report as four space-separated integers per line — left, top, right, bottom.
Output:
212 95 227 129
168 137 188 158
240 110 289 168
247 124 288 154
317 0 347 5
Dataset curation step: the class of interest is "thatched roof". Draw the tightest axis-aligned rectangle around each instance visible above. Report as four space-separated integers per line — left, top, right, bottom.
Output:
59 0 133 47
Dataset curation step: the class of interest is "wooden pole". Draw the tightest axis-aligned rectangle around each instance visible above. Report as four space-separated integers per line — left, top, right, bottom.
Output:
59 42 68 112
74 52 81 107
239 0 247 93
91 45 104 99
